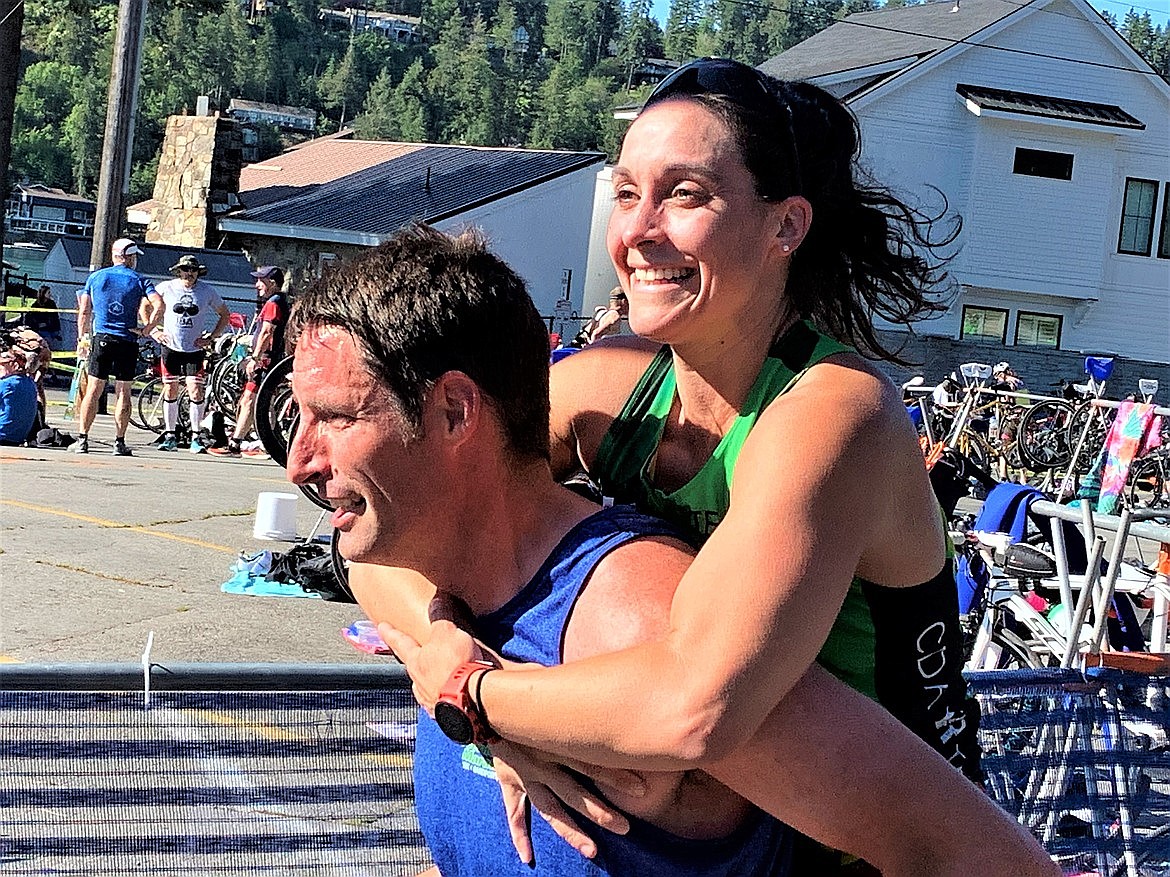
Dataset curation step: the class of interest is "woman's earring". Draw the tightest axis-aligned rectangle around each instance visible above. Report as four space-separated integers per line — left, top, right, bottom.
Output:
782 245 791 253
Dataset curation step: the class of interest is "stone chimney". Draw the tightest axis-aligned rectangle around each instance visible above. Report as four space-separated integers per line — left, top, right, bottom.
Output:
146 111 243 248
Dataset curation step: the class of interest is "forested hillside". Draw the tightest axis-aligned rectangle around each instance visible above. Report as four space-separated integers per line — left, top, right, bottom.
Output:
12 0 1169 205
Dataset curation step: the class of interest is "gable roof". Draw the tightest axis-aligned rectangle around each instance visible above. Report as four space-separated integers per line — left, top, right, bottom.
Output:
220 139 606 244
13 183 96 208
53 236 254 286
759 0 1022 83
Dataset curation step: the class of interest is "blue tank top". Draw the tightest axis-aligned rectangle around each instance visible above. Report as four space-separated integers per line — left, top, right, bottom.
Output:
414 505 793 876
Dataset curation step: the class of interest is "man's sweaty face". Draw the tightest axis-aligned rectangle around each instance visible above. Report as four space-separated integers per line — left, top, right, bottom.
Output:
288 327 429 565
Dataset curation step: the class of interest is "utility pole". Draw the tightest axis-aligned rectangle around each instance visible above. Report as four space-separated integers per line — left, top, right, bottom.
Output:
0 0 26 273
90 0 148 271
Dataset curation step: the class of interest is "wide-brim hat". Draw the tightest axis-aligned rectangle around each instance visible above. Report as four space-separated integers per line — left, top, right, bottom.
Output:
170 254 208 276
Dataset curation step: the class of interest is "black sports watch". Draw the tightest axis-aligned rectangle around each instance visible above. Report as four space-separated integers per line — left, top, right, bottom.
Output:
434 660 500 745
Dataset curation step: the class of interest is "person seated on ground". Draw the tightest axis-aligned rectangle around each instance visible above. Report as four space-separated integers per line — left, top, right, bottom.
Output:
4 325 51 422
287 225 1056 877
0 346 38 446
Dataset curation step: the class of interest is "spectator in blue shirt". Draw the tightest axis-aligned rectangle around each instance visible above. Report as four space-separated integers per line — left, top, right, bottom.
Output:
73 238 162 456
0 347 37 446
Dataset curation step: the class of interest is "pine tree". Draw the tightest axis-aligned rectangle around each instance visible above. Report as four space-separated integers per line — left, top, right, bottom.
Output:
663 0 700 62
354 68 400 140
618 0 664 87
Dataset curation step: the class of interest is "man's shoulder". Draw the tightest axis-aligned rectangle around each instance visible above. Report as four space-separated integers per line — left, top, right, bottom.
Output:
562 513 693 662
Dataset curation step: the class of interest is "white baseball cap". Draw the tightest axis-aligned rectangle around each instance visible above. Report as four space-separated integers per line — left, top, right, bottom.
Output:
112 237 143 257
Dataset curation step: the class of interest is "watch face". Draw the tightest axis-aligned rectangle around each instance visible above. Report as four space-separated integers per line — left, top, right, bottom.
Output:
435 701 475 745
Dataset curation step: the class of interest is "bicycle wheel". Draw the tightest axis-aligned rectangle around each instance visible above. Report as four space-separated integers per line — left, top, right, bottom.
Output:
135 377 166 433
128 372 155 431
329 528 352 601
990 629 1044 670
1127 452 1170 510
207 356 243 417
254 355 295 467
1017 399 1076 471
1066 403 1113 474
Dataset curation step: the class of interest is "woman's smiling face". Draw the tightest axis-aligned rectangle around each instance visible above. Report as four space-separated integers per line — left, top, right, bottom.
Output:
606 98 790 349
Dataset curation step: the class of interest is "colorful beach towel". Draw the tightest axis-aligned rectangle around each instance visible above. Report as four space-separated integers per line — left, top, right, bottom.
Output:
1078 402 1162 514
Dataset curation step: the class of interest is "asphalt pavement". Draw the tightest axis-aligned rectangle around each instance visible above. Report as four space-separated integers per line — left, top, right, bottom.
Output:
0 386 376 666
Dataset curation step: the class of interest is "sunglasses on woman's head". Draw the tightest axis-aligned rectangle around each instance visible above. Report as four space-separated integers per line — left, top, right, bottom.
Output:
647 58 772 108
644 58 803 197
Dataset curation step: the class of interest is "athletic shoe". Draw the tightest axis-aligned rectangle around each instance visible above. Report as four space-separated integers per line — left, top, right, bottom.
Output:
159 432 178 452
73 436 89 454
241 447 270 459
189 434 207 454
113 438 133 457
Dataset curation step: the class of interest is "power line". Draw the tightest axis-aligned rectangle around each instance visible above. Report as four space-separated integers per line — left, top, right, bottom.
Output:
1091 0 1170 20
720 0 1168 79
995 0 1170 26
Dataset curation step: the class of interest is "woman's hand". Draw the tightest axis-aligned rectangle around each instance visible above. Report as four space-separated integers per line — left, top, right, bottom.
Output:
379 619 645 860
490 740 642 862
379 619 486 713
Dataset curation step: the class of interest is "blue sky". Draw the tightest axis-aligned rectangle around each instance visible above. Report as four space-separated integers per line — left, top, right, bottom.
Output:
647 0 1170 30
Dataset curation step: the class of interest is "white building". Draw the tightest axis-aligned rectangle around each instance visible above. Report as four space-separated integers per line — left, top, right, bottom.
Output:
761 0 1170 365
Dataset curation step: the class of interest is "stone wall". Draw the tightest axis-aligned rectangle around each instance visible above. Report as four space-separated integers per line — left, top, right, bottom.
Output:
147 115 243 249
874 331 1170 399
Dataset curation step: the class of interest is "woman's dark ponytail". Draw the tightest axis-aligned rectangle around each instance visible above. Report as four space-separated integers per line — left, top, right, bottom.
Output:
710 76 959 364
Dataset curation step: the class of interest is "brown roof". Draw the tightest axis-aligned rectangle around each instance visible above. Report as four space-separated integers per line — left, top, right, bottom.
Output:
127 135 428 216
237 139 427 210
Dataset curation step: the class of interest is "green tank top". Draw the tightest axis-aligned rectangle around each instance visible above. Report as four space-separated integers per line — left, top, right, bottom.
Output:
592 322 879 697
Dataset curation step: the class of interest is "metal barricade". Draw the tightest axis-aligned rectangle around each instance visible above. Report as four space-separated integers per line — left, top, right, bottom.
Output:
969 666 1170 876
0 663 430 875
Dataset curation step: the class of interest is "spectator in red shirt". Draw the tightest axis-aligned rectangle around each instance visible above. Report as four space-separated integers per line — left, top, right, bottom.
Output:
218 266 289 456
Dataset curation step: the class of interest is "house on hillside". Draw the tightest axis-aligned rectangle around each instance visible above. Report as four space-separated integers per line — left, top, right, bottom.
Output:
227 100 317 133
214 135 607 320
42 238 257 348
5 185 96 238
317 8 425 43
760 0 1170 371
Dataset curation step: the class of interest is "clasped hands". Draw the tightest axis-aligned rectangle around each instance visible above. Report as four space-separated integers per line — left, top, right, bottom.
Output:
380 611 645 863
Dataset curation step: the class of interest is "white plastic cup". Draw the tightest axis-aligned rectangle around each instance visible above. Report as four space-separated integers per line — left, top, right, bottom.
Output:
253 492 299 541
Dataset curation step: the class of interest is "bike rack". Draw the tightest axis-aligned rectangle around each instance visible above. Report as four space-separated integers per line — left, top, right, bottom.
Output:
1027 502 1170 667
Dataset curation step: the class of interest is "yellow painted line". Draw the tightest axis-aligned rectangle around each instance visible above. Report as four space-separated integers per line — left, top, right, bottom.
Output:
185 708 305 741
0 499 237 554
0 655 22 664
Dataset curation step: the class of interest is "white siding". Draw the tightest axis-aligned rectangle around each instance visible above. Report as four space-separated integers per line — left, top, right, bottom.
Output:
846 0 1170 362
442 165 599 319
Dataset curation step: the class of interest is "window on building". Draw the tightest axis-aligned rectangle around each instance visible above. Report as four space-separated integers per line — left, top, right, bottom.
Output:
317 252 337 277
1159 185 1170 260
1013 148 1073 180
1118 178 1158 256
1015 312 1062 348
960 306 1008 343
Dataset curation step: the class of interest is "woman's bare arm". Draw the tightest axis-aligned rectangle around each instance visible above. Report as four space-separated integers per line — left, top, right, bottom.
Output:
383 615 1056 877
389 363 929 767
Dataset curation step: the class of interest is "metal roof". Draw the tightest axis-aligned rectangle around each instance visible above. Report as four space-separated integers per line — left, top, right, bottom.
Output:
229 142 606 238
55 236 255 286
758 0 1023 83
955 83 1145 128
